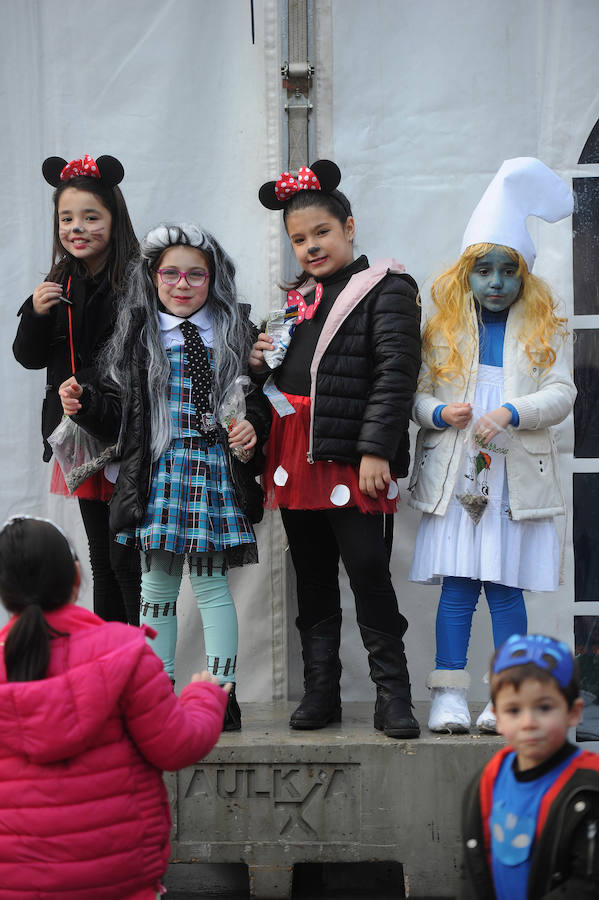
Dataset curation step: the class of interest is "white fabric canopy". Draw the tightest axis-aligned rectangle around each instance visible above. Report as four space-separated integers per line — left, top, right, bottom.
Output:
326 0 599 709
0 0 283 697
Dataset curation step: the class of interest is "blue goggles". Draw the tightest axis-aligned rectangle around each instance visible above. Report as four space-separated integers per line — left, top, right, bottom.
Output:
493 634 574 689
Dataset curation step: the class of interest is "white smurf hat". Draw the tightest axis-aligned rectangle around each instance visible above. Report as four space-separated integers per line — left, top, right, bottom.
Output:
460 157 574 271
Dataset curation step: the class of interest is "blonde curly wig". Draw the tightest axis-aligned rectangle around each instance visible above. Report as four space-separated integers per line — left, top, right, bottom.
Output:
421 243 568 389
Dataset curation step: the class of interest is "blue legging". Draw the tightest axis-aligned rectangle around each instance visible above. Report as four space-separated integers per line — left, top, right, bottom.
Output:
140 551 238 682
435 576 527 670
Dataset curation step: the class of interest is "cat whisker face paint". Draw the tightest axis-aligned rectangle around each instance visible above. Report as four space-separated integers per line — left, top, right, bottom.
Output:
57 187 112 275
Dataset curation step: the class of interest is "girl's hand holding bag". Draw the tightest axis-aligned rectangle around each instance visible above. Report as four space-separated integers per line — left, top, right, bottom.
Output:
48 416 116 493
455 410 512 525
218 376 255 463
218 376 265 523
47 282 116 493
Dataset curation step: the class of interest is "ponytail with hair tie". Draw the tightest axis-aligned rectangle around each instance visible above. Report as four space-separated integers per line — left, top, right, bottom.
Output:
0 517 76 682
4 603 51 682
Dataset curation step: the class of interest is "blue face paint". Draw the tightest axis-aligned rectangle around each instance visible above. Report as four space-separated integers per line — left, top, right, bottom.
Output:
468 246 522 313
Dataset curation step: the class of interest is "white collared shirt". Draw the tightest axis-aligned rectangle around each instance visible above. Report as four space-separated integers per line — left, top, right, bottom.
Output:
158 305 214 349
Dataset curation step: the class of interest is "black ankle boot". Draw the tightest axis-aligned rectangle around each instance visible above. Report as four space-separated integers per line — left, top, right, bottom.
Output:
358 623 420 739
289 613 342 729
222 684 241 732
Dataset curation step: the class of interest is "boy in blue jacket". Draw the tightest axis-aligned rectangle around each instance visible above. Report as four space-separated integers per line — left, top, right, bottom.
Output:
461 634 599 898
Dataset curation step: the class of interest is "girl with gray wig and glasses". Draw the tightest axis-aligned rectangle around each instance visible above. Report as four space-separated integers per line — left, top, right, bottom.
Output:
59 223 270 730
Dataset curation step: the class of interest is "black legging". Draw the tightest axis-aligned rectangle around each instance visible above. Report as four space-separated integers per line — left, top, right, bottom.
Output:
78 499 141 625
280 507 406 636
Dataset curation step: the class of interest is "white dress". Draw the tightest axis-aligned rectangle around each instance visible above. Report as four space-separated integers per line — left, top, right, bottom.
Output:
409 364 559 591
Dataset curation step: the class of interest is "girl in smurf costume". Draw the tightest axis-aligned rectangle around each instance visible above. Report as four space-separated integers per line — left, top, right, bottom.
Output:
408 158 576 735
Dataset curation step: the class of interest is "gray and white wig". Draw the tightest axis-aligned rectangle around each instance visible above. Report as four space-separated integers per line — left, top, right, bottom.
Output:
101 223 250 460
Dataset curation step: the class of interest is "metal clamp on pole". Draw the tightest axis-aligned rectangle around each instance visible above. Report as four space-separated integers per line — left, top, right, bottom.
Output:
281 60 314 97
284 100 313 112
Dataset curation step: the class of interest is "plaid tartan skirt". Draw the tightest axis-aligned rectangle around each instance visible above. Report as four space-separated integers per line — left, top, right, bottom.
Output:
116 436 256 565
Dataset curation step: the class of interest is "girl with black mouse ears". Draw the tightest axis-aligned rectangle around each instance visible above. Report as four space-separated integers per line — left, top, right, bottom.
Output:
251 159 422 738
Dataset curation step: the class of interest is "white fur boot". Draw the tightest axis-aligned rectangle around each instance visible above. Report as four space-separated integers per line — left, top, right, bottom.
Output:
426 669 471 733
476 699 497 734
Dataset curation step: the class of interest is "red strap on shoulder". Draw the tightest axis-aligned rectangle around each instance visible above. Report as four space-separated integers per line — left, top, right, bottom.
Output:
536 750 599 837
65 276 75 375
479 746 513 859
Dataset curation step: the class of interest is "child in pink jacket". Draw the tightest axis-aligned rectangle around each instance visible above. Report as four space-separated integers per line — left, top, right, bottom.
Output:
0 515 229 900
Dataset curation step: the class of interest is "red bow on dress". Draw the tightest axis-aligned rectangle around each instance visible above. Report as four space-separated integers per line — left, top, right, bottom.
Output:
287 283 323 324
275 166 322 202
60 154 101 182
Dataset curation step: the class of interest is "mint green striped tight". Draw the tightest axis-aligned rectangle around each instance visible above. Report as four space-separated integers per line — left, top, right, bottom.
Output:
139 551 238 682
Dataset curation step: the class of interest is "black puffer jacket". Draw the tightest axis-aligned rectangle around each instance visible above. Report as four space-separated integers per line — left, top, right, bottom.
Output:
276 258 421 477
74 306 271 532
12 272 117 461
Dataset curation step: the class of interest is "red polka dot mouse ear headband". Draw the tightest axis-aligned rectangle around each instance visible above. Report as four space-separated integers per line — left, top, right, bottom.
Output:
258 159 343 209
41 154 125 188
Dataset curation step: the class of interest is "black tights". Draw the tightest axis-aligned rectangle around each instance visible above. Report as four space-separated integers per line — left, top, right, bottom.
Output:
78 499 141 625
280 507 406 636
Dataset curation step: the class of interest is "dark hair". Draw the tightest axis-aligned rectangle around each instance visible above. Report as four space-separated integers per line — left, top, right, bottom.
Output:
490 659 581 709
47 176 139 293
282 187 353 228
282 189 354 289
0 518 76 682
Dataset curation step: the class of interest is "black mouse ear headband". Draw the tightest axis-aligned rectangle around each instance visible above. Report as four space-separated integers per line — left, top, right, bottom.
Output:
258 159 341 210
42 154 125 188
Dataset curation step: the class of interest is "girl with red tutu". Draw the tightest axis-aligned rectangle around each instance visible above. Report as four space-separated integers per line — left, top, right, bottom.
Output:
251 160 421 738
13 154 140 624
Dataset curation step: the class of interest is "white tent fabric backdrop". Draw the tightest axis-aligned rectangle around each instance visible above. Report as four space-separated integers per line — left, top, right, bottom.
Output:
2 0 599 712
0 0 285 698
318 0 599 705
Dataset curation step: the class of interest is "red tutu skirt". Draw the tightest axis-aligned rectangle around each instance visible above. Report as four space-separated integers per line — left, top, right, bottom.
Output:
263 393 399 514
50 459 114 502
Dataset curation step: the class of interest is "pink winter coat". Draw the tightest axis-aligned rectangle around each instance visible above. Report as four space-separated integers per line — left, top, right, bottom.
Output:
0 604 227 900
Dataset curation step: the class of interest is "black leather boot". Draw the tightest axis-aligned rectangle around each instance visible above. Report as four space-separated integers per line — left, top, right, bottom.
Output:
359 623 420 739
222 683 241 732
289 613 342 729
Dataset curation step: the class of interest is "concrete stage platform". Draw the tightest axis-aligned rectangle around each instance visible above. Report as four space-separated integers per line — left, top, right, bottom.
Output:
165 701 502 898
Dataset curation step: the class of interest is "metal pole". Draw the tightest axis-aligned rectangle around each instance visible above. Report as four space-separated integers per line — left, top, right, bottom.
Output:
282 0 314 173
280 0 314 700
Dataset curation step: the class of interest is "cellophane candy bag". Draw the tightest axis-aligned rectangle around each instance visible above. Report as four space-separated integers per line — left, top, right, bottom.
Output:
217 376 254 462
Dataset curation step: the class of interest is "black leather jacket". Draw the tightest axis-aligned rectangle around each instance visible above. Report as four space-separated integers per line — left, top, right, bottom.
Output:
74 306 270 532
13 271 117 461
